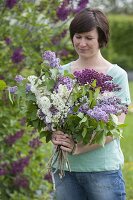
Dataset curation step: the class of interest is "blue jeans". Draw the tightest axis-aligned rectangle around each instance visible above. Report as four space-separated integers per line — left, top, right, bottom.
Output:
53 169 126 200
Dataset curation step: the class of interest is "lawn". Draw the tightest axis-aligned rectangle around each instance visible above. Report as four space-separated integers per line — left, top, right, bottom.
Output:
121 82 133 200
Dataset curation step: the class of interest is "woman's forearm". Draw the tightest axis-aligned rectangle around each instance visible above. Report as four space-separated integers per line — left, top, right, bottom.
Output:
73 136 114 155
73 113 126 155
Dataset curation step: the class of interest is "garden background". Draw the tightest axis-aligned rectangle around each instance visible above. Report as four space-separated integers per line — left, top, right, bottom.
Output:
0 0 133 199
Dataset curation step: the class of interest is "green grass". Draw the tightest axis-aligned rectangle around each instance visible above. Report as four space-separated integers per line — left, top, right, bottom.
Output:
121 81 133 200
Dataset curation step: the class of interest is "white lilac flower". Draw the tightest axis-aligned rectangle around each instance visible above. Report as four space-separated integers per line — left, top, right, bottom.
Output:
27 75 38 85
57 84 71 99
37 96 51 112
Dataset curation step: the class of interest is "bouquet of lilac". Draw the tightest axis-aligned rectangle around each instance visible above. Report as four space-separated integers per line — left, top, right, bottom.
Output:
8 51 127 176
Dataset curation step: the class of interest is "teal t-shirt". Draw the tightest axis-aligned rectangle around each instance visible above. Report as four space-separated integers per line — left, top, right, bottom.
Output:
54 63 131 172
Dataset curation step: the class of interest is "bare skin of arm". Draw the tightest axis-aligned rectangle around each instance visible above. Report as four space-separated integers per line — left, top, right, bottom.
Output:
51 113 126 155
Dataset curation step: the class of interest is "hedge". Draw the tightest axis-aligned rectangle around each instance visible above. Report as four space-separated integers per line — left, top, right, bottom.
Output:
102 15 133 71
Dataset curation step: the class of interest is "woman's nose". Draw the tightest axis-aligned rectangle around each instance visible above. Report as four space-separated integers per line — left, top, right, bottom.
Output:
79 38 87 47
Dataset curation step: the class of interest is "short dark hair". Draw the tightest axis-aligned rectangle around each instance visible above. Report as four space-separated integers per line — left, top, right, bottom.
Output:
69 8 110 48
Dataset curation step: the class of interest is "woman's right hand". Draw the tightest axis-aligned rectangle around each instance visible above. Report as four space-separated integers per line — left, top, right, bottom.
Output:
51 131 76 154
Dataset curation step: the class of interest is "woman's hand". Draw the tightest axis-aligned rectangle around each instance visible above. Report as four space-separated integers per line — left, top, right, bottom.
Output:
51 131 75 154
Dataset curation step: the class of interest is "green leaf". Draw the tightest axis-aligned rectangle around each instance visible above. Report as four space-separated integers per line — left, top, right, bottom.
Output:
27 102 38 120
26 93 36 102
40 130 52 143
92 131 106 146
63 70 74 79
79 116 87 125
45 79 55 90
8 90 14 104
91 80 97 87
82 127 87 138
50 68 58 80
94 87 100 99
77 112 84 119
88 89 93 103
117 123 127 128
0 80 7 91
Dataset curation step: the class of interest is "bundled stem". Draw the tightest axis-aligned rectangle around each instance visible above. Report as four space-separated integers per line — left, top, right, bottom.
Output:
47 145 71 178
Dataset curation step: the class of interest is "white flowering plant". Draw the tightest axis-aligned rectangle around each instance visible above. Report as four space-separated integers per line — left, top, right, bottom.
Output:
8 51 127 176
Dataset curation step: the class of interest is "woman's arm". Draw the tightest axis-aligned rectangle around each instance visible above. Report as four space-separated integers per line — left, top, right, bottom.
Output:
51 113 126 155
73 113 126 155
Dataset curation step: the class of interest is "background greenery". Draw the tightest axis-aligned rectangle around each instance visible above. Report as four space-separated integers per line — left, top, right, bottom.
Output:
122 82 133 200
0 0 133 199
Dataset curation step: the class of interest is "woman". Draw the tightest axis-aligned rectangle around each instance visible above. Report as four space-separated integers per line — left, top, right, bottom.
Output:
51 8 131 200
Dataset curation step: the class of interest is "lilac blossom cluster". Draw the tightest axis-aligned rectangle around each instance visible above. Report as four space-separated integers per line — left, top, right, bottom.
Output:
79 95 128 122
87 107 109 122
5 130 24 146
13 176 29 189
0 163 8 176
8 74 31 94
97 96 128 114
11 156 30 175
8 86 18 94
11 48 24 64
57 2 70 21
29 137 42 149
56 0 89 21
4 37 12 45
43 51 60 68
5 0 17 9
74 69 121 93
44 173 52 183
55 76 73 91
15 75 25 83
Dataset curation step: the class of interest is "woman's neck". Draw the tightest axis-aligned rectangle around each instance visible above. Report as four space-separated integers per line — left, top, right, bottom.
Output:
76 51 104 68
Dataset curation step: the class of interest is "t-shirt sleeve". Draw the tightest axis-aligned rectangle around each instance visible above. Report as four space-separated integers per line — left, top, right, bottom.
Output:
114 71 131 105
59 63 71 75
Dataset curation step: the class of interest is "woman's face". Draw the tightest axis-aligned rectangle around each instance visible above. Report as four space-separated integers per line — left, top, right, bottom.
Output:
73 28 99 59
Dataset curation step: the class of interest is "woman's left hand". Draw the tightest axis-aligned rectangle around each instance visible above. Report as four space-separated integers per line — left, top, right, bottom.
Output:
52 131 75 153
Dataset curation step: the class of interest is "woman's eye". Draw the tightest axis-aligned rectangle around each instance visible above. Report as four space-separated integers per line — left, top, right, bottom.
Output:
75 36 81 39
86 37 93 40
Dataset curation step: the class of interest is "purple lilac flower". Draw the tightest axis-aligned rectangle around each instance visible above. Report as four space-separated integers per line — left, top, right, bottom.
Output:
5 0 17 9
15 75 25 83
49 105 59 115
44 173 52 183
26 83 31 93
8 86 18 94
13 176 29 189
97 97 128 114
20 117 26 126
58 49 69 58
56 0 70 21
4 37 11 45
0 163 8 176
43 51 60 68
61 29 67 38
11 156 30 175
79 103 89 113
87 107 109 122
0 75 5 80
74 69 121 93
38 109 45 120
100 104 118 114
78 0 89 9
11 48 24 64
29 137 42 149
55 76 73 91
51 36 60 45
5 130 24 146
